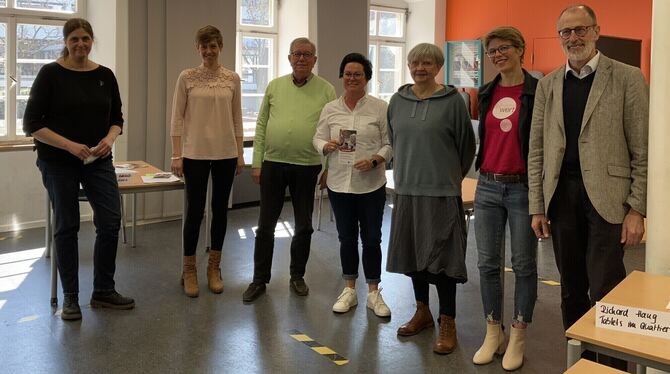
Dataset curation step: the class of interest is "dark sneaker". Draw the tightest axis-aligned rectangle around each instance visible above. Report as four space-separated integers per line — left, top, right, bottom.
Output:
61 294 82 321
90 290 135 310
242 282 266 302
289 278 309 296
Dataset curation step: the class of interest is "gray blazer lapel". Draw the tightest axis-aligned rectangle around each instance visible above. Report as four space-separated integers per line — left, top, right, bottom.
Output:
581 56 612 134
553 67 566 133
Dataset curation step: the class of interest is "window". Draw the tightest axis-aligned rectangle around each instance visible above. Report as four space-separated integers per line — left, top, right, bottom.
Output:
237 0 277 139
0 0 84 143
368 7 405 102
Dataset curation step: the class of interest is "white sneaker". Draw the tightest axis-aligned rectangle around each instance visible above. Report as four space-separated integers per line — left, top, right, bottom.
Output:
332 287 358 313
367 289 391 317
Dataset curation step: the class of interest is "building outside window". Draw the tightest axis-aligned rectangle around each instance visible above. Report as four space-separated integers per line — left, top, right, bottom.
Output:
368 6 405 102
0 0 83 143
237 0 277 139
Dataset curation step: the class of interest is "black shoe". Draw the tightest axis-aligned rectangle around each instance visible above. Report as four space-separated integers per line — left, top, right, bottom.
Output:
90 290 135 310
61 294 82 321
289 278 309 296
243 282 266 302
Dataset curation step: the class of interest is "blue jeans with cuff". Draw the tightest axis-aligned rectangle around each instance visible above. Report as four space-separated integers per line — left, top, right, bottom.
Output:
474 176 537 323
328 185 386 284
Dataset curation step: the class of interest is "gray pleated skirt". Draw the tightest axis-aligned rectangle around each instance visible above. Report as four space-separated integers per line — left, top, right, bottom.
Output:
386 194 468 283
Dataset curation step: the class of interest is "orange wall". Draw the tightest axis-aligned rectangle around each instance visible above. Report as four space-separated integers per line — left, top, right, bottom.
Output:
446 0 651 117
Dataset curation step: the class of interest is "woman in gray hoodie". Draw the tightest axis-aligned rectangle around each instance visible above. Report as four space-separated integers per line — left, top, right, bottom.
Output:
386 43 476 355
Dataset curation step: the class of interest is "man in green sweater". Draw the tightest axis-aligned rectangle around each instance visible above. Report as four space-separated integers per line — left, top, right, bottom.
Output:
243 37 336 303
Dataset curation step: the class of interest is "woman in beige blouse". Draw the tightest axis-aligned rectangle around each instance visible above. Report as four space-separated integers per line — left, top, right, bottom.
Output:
170 25 244 298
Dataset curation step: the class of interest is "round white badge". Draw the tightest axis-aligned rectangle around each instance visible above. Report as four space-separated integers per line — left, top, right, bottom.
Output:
500 119 513 132
492 97 517 119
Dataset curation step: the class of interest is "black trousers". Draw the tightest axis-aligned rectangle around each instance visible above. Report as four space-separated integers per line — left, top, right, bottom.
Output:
252 161 322 284
182 158 237 256
38 158 121 294
409 271 457 317
549 174 627 370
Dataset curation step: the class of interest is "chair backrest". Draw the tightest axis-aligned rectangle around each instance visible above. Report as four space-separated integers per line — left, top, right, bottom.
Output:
459 91 471 114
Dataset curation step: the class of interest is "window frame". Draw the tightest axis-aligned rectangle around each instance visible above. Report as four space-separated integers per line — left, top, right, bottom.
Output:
236 0 278 141
0 0 85 144
369 6 406 102
237 0 277 33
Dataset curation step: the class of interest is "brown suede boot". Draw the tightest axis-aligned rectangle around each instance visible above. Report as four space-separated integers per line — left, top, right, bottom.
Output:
181 255 199 297
397 301 435 336
207 250 224 294
433 315 458 354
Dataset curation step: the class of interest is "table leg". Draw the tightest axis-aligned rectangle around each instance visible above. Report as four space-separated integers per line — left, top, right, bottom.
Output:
45 194 52 258
567 339 583 368
132 193 137 248
205 176 211 251
317 189 323 231
50 238 58 308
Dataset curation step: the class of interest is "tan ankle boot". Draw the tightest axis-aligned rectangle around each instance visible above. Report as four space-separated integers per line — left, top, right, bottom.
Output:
433 315 457 354
207 250 224 294
502 325 526 370
397 301 434 336
473 323 506 364
182 255 198 297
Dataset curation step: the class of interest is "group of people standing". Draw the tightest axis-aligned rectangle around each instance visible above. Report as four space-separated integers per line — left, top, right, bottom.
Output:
25 3 647 371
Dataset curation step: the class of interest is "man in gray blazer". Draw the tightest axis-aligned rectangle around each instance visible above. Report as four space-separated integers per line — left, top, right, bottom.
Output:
527 3 648 361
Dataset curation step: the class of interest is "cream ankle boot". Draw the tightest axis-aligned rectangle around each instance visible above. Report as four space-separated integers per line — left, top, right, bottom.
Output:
473 323 506 364
502 325 526 370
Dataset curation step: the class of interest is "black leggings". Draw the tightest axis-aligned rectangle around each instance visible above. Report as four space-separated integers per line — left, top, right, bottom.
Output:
182 158 237 256
409 271 457 317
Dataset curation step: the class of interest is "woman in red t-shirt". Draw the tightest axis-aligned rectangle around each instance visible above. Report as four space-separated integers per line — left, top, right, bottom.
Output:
472 27 539 371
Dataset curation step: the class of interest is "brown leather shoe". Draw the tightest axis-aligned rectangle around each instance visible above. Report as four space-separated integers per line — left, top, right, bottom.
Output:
207 250 224 294
433 314 457 354
181 255 198 298
397 301 434 336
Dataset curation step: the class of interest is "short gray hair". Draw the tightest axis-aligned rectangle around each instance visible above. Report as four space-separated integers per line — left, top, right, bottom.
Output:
407 43 444 69
289 37 316 54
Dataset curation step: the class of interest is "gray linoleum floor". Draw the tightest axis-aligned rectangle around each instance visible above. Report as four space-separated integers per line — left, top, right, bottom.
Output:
0 198 645 374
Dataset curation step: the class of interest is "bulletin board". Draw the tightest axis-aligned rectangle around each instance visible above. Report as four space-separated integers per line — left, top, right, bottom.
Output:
445 40 483 88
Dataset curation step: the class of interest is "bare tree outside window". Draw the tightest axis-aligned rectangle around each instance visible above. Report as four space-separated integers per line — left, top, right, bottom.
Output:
369 8 405 102
241 36 272 137
240 0 271 27
16 23 63 135
16 0 76 12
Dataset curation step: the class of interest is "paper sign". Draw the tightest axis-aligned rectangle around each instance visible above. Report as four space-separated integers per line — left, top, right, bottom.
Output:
596 301 670 340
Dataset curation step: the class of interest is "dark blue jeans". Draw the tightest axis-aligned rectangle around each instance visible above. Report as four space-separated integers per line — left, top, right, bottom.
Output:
38 158 121 295
328 186 386 283
252 161 322 284
474 176 537 323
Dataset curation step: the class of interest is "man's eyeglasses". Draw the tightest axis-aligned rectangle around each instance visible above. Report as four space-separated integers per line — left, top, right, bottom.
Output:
343 72 364 79
558 25 596 39
485 44 514 57
290 51 314 59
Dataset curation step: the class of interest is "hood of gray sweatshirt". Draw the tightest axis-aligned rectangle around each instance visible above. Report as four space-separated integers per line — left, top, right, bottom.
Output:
388 83 476 197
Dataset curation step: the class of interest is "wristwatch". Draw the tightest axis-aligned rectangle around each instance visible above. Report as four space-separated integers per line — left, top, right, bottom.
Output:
370 159 378 168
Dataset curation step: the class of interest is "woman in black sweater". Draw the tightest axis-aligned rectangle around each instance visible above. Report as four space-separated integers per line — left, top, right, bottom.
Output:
23 18 134 321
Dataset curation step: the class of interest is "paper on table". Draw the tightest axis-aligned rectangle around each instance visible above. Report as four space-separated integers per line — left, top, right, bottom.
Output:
141 173 180 183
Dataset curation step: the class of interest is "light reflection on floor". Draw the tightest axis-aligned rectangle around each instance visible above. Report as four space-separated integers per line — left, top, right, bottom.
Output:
0 247 45 293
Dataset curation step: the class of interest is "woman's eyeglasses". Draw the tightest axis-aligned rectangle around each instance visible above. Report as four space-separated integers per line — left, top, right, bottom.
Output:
485 44 514 57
